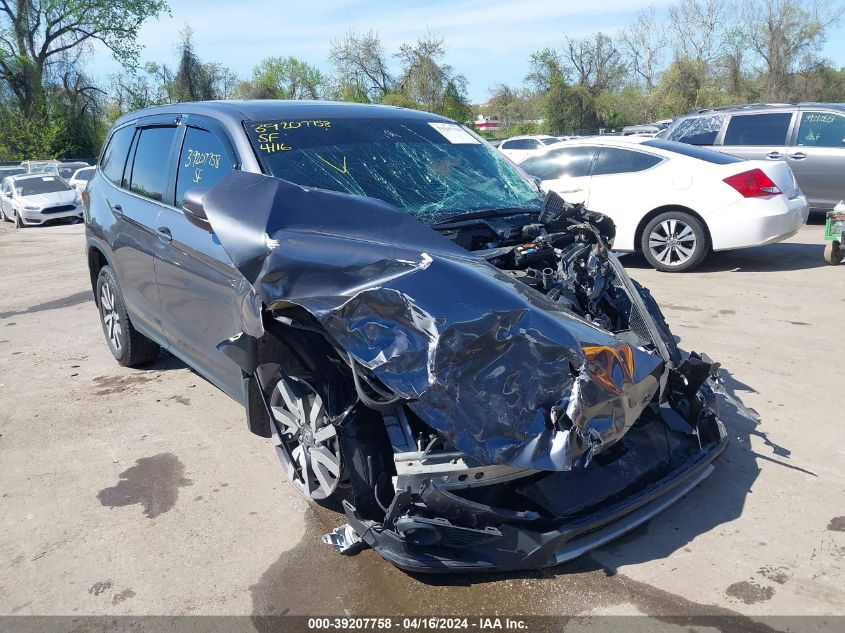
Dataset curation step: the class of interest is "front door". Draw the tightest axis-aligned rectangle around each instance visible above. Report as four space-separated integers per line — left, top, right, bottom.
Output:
153 122 245 401
788 110 845 211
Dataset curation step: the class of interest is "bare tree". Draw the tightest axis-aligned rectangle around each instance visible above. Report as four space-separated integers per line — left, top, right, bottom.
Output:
564 32 626 94
741 0 844 100
668 0 730 63
621 6 668 91
329 29 392 100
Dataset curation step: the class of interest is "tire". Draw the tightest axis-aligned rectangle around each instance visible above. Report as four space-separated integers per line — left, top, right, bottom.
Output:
640 211 709 272
0 205 6 222
14 210 24 229
265 372 351 510
96 266 160 367
824 240 844 265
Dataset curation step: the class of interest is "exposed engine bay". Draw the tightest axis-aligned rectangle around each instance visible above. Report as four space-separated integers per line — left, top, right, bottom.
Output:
202 172 728 572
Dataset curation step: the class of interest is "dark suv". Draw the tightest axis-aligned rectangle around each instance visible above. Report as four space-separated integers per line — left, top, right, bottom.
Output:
85 101 727 572
663 103 845 212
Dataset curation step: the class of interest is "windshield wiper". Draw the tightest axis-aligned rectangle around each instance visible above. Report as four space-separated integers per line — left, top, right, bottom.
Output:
432 207 541 227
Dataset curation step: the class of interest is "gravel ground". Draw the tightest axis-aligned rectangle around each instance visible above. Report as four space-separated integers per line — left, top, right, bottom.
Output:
0 219 842 626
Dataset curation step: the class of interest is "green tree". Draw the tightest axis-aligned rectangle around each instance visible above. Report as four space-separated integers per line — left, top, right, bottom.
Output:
238 56 325 99
0 0 169 116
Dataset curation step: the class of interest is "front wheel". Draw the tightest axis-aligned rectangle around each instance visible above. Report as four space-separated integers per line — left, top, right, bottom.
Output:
14 210 24 229
824 240 844 265
268 375 348 504
641 211 709 272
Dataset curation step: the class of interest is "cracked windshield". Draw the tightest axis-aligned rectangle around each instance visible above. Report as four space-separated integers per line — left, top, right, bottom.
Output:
245 118 541 221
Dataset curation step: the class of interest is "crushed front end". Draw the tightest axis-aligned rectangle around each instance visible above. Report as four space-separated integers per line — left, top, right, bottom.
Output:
204 172 728 573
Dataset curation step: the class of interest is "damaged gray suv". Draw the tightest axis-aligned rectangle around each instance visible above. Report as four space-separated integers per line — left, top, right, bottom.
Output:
85 101 727 572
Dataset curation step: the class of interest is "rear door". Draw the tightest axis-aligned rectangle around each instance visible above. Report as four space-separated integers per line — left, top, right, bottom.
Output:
719 111 795 162
153 119 245 401
788 110 845 210
96 122 177 340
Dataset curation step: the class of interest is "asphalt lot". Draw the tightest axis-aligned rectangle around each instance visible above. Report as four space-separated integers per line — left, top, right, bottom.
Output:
0 219 843 624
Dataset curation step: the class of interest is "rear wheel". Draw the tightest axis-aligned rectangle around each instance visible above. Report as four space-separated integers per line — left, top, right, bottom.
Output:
641 211 709 272
96 266 160 366
824 240 844 265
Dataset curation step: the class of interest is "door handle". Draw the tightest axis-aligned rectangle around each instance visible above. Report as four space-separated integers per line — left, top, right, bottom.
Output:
107 200 123 215
765 151 783 159
788 152 807 160
155 226 172 243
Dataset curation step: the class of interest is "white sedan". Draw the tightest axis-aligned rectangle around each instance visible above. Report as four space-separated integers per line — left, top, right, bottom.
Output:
518 137 809 271
498 135 563 163
0 174 82 228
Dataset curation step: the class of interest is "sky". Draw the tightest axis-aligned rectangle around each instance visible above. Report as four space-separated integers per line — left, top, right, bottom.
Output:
85 0 845 104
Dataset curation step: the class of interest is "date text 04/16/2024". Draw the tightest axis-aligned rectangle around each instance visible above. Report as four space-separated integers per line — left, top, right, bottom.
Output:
307 618 528 630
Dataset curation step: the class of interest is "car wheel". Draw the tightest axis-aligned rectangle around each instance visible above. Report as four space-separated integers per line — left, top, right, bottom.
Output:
824 240 844 265
96 266 160 367
0 206 6 222
641 211 709 272
268 374 349 504
14 210 24 229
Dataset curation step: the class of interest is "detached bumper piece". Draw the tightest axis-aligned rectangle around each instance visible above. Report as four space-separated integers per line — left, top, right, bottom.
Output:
326 406 727 573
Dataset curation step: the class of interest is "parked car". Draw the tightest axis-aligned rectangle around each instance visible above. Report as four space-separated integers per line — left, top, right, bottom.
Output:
662 103 845 213
497 134 562 162
85 101 727 572
55 161 92 180
68 166 96 190
20 160 59 174
0 166 26 178
0 174 82 227
518 136 808 271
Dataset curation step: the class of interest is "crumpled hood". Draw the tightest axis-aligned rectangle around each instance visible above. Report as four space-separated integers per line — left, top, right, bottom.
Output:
202 171 664 471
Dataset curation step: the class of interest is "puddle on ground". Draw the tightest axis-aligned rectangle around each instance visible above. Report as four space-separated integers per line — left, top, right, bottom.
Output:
828 517 845 532
97 453 193 519
249 506 780 631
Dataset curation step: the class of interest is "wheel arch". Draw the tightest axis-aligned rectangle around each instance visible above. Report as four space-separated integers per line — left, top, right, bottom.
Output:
87 245 110 305
634 205 712 253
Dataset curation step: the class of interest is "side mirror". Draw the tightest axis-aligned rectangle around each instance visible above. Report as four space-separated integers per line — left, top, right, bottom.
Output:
182 188 212 231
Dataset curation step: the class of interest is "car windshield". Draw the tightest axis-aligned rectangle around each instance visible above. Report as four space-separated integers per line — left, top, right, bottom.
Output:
245 117 541 222
16 176 71 196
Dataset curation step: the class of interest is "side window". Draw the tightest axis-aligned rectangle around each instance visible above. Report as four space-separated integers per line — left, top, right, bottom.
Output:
796 112 845 148
129 126 178 202
175 127 235 206
520 147 596 180
500 140 515 149
667 115 724 145
723 113 792 146
594 148 662 175
100 126 136 185
525 139 541 149
77 168 95 182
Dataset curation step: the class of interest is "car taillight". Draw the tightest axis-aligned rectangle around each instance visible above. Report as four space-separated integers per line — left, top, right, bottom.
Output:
723 169 781 198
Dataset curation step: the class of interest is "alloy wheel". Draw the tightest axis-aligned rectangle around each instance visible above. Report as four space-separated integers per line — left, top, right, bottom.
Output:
99 281 123 352
648 219 697 267
270 377 342 500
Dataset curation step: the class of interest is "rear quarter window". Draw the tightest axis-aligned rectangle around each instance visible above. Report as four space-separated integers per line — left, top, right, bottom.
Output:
100 126 136 184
